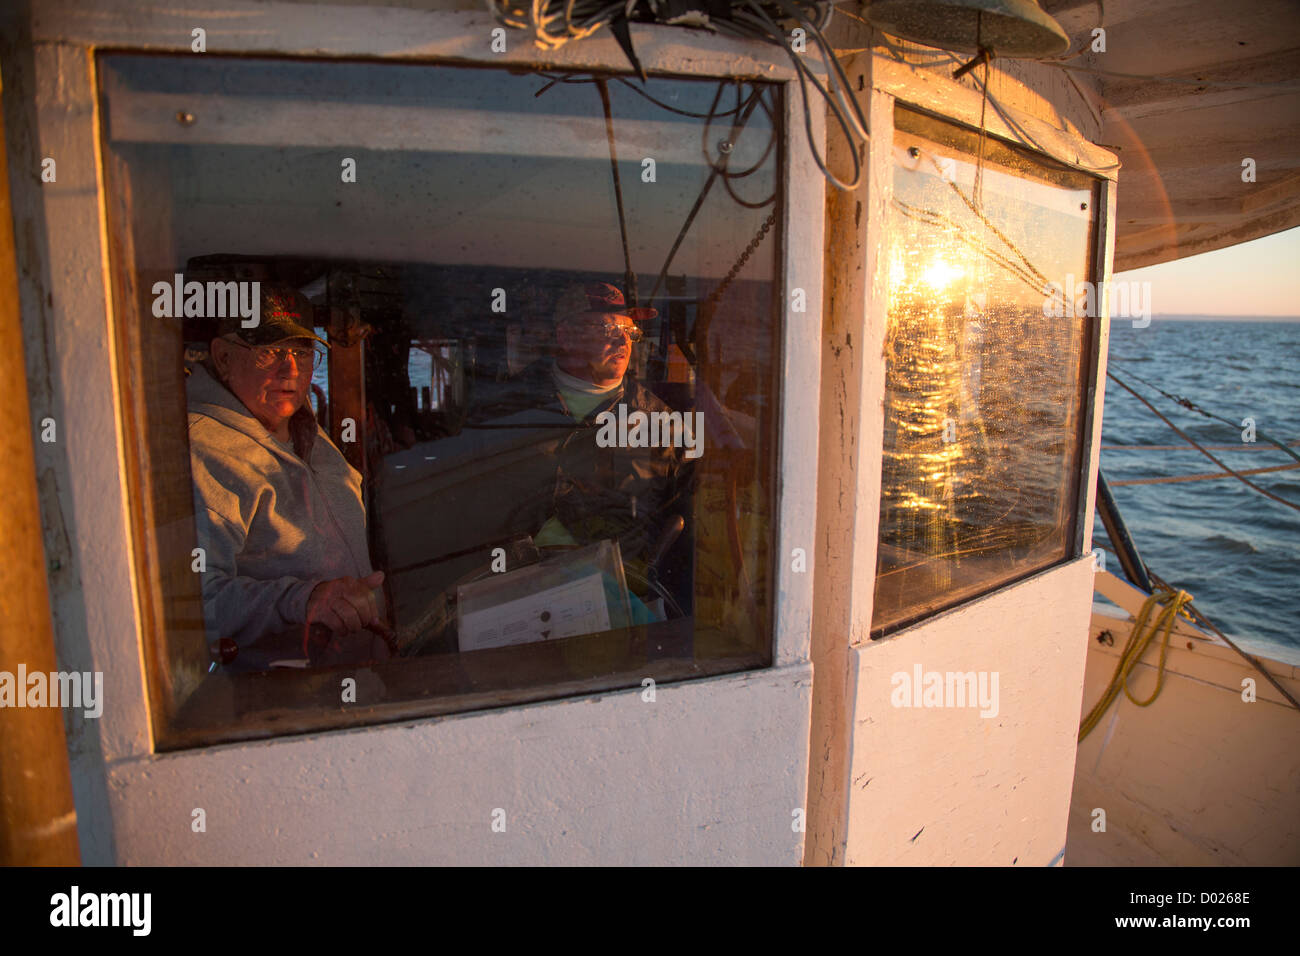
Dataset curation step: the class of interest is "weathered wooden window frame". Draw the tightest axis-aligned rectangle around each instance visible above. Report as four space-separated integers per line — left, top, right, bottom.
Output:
18 0 823 755
856 74 1115 638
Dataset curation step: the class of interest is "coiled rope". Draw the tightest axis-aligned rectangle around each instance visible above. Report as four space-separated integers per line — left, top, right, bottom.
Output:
1079 587 1195 741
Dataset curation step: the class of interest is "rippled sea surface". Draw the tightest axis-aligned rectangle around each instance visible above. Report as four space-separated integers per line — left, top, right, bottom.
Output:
1098 318 1300 663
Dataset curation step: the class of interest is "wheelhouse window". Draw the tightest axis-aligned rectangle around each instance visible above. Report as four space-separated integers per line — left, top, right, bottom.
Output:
871 107 1098 636
100 54 784 747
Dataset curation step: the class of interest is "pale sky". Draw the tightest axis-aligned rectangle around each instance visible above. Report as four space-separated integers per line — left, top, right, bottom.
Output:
1115 226 1300 319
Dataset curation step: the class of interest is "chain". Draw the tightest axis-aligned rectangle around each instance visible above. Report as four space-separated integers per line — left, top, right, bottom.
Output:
702 211 777 312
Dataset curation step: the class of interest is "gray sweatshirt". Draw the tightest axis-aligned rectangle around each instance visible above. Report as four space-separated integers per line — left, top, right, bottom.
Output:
187 364 374 647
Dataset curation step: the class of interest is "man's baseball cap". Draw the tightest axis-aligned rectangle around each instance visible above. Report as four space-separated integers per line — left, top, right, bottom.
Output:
216 286 328 347
554 282 657 325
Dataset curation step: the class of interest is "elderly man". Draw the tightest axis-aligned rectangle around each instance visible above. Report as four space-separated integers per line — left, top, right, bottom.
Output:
473 281 692 576
188 286 387 668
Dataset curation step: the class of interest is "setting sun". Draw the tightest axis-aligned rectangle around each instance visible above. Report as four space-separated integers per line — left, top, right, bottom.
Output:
921 258 964 291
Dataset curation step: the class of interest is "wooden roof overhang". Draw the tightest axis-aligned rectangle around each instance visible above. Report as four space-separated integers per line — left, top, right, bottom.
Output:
1043 0 1300 270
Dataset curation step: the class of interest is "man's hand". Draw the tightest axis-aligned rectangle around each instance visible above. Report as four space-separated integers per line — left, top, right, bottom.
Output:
306 571 386 633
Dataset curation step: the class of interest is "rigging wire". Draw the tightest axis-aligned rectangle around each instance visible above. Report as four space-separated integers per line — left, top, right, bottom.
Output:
595 76 639 305
1108 359 1300 464
1106 370 1300 514
973 46 989 211
922 152 1053 286
892 144 1076 316
1102 441 1300 452
1145 569 1300 714
891 199 1060 307
1108 462 1300 486
646 80 772 305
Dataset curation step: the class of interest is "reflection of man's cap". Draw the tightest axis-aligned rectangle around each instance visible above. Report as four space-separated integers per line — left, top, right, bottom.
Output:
217 286 328 347
554 282 657 325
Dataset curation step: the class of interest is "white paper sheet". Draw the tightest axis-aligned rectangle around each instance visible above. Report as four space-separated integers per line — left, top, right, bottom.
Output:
458 571 610 651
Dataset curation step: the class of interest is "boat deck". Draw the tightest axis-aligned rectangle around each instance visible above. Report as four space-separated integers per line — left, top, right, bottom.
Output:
1067 572 1300 865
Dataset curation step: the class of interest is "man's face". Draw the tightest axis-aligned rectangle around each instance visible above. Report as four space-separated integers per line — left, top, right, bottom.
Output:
555 313 639 386
211 336 315 435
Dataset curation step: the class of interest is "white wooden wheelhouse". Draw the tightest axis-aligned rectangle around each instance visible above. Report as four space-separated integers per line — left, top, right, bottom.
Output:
2 0 1294 866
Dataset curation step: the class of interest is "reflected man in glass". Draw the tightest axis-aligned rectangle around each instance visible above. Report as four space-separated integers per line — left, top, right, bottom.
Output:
471 281 693 617
187 286 389 668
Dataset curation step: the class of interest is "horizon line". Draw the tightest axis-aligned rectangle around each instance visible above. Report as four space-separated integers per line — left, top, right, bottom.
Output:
1140 314 1300 321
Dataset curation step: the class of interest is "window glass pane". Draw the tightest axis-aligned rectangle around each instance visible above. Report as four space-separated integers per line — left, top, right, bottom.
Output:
872 107 1097 635
100 54 783 747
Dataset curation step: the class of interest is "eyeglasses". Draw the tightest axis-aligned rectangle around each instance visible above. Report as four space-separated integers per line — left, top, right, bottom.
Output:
228 339 324 370
577 318 643 344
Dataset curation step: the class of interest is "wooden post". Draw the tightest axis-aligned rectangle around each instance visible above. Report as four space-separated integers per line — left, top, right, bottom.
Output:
803 15 890 867
327 268 368 477
0 82 81 866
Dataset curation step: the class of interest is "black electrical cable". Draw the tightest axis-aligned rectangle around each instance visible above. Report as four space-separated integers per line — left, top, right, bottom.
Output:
494 0 870 190
534 70 753 119
701 80 779 208
715 85 779 180
735 3 858 188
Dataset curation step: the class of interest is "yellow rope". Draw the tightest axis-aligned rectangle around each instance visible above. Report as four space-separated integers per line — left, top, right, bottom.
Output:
1079 588 1196 742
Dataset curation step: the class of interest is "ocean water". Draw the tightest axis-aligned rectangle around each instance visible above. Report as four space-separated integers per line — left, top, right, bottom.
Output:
1098 318 1300 664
